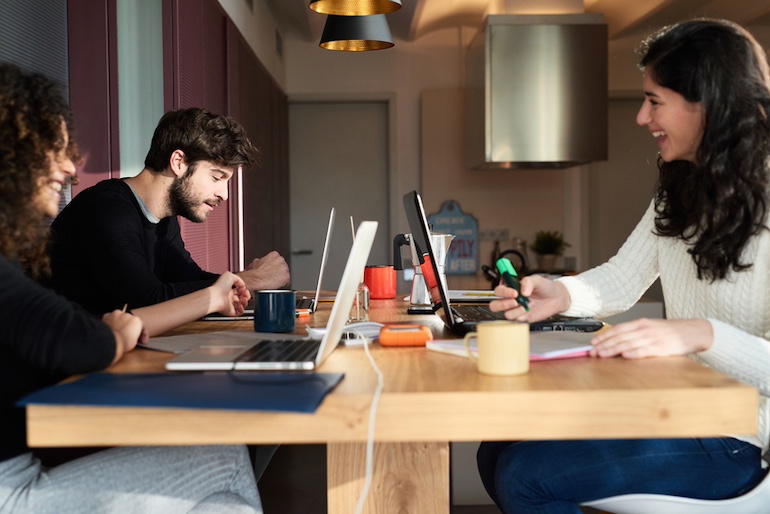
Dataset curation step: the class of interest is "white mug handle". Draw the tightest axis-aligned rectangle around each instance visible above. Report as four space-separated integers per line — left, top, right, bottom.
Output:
463 332 478 362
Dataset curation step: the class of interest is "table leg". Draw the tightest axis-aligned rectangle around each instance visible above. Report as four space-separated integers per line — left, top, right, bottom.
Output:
327 441 450 513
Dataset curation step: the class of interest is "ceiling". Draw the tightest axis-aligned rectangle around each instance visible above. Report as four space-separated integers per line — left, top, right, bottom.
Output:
264 0 770 44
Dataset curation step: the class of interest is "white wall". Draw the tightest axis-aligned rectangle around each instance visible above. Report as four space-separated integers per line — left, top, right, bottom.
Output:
285 25 590 284
217 0 287 90
421 88 579 287
290 27 475 238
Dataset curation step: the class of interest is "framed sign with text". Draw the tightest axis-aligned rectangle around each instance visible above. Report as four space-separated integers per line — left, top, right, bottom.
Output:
427 200 478 275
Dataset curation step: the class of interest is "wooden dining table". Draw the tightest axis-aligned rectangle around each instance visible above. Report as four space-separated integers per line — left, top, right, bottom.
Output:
25 297 759 513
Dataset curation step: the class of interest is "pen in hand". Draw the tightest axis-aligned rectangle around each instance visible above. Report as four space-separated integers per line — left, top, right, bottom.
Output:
495 258 530 312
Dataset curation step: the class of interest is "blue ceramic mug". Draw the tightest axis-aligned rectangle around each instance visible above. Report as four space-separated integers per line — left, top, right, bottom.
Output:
253 290 296 333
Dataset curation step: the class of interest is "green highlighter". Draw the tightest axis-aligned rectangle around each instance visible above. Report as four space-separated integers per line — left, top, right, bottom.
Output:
495 257 530 312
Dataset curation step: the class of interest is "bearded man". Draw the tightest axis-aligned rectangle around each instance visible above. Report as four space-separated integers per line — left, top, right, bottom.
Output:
48 108 289 315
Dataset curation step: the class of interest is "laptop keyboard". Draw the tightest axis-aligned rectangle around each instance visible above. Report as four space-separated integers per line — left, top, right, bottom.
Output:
451 304 506 322
236 339 321 363
296 297 314 310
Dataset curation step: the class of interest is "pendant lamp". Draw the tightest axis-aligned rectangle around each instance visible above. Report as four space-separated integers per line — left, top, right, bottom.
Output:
319 14 394 52
309 0 401 16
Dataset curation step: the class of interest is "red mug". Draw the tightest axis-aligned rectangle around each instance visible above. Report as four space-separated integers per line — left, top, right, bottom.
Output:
364 265 397 299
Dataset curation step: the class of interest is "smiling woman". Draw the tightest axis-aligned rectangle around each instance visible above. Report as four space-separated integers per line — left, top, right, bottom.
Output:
636 73 704 164
35 122 77 218
0 65 78 280
480 19 770 513
639 19 770 281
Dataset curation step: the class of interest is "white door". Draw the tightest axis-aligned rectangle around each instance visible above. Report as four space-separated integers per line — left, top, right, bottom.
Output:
289 101 390 291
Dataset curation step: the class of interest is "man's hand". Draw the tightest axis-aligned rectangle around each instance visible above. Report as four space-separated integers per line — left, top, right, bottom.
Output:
237 251 290 291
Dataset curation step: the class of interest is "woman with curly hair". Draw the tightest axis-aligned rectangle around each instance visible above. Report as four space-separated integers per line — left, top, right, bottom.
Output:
478 19 770 512
0 62 262 512
0 62 73 280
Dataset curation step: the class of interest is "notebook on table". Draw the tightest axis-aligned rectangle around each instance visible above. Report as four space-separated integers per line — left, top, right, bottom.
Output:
427 331 594 361
402 190 605 335
166 220 377 371
202 207 336 320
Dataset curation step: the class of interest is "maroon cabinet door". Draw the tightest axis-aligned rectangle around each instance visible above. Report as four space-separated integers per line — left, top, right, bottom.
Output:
68 0 120 195
164 0 230 274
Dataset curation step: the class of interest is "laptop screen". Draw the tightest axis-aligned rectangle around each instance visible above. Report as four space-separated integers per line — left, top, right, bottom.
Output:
402 191 459 328
403 191 606 334
311 207 336 312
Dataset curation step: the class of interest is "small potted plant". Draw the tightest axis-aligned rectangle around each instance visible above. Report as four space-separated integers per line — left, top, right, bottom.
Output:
530 230 570 271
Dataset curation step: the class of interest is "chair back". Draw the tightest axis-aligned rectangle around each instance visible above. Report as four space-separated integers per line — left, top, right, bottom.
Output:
581 469 770 514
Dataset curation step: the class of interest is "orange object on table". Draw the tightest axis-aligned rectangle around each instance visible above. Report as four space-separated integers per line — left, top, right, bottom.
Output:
379 324 433 347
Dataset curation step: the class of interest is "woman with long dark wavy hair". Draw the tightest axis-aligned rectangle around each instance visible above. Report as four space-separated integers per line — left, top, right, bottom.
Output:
0 62 262 512
479 19 770 512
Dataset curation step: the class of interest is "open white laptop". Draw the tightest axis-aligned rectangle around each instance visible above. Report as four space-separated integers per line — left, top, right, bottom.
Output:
202 207 336 320
296 206 335 312
166 220 377 371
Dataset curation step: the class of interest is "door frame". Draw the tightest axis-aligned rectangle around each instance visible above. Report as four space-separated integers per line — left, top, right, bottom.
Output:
288 91 400 283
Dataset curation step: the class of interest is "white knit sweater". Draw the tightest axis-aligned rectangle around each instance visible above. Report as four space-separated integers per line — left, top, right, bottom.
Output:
557 201 770 454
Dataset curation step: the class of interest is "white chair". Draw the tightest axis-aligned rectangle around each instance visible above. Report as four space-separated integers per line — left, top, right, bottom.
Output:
581 469 770 514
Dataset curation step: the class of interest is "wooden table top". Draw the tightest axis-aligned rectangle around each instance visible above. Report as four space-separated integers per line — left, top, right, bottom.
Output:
26 298 759 447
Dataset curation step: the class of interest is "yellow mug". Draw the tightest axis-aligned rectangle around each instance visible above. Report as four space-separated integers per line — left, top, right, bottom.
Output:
463 321 530 376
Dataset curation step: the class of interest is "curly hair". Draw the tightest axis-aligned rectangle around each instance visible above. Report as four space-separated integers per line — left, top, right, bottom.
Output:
0 63 80 279
638 19 770 281
143 107 260 173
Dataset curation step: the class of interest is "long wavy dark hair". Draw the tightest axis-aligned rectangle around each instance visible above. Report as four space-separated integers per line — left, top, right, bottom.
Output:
0 63 80 279
639 19 770 280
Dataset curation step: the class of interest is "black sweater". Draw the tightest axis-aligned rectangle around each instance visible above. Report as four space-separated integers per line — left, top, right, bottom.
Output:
48 179 218 315
0 255 115 462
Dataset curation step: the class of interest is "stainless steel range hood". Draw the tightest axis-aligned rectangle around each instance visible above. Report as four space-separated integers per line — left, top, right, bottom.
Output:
465 14 608 169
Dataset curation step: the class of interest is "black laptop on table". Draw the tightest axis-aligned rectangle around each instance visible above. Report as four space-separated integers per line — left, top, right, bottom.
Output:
402 190 605 335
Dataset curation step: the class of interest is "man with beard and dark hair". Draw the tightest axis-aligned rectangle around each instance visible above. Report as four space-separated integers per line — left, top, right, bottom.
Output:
47 107 290 316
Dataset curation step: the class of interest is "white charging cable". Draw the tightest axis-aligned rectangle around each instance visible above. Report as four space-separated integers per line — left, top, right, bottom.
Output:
350 331 384 514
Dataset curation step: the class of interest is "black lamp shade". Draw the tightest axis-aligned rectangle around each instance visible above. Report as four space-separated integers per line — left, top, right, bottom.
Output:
319 15 394 52
309 0 401 16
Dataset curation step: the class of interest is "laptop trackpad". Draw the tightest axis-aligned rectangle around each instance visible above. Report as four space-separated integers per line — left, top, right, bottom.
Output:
165 344 254 370
192 345 251 358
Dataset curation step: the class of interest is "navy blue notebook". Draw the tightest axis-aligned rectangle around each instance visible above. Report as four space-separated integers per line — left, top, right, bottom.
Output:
19 372 344 413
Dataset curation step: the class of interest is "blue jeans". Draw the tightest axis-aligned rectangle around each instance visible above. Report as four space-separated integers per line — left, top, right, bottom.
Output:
477 438 766 514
